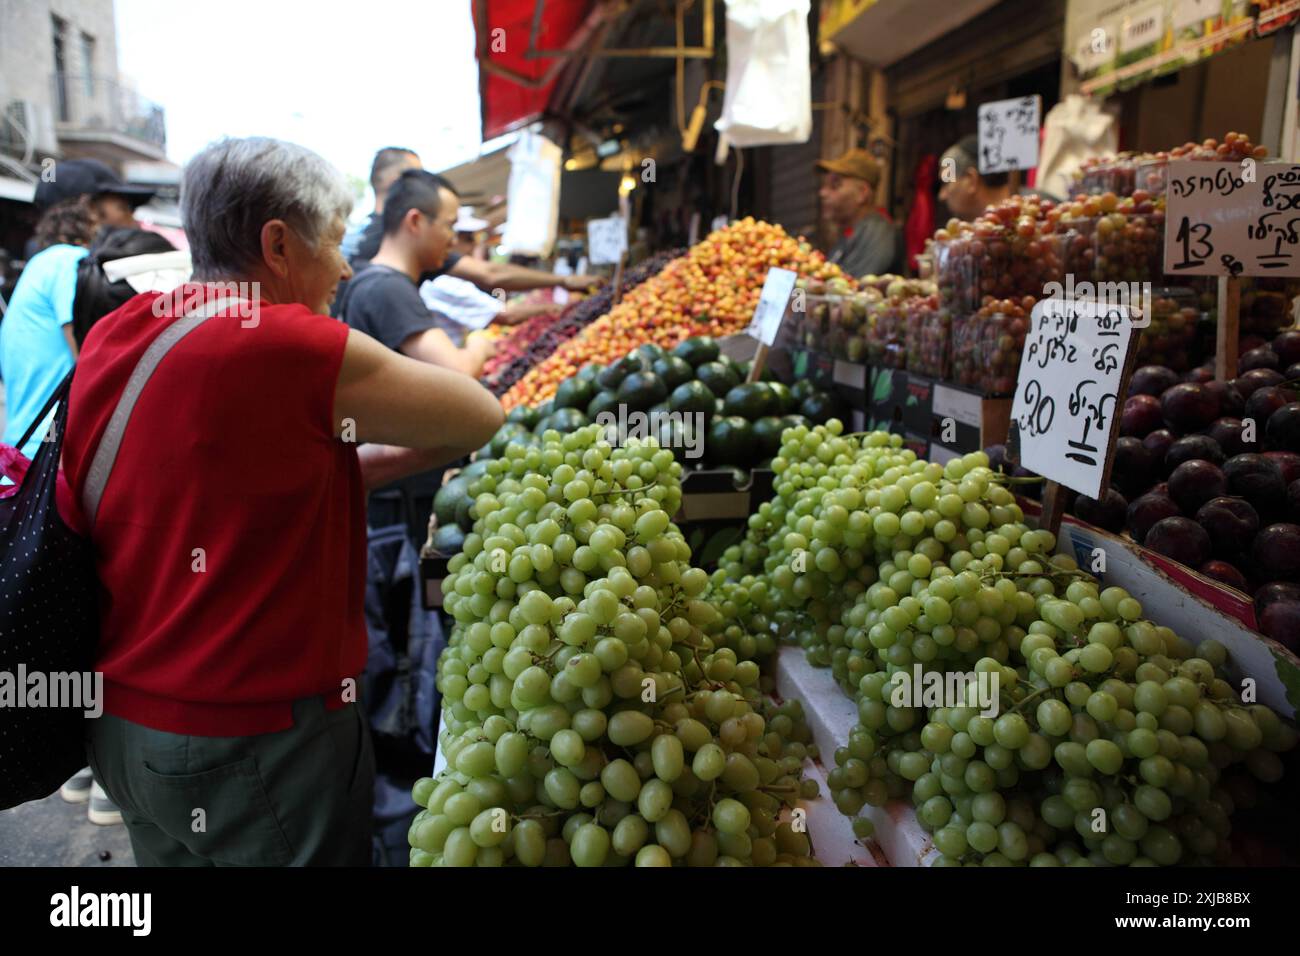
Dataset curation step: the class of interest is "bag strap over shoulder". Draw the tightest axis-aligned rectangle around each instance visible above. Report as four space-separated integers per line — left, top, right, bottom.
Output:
16 368 74 452
81 294 243 531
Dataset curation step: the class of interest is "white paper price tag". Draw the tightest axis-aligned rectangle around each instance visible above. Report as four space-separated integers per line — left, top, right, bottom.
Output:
977 96 1042 175
587 216 627 266
933 384 982 429
1164 161 1300 277
1011 298 1138 499
1119 2 1164 54
745 267 798 346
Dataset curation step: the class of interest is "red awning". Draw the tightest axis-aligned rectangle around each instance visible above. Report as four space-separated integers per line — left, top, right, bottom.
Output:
473 0 596 141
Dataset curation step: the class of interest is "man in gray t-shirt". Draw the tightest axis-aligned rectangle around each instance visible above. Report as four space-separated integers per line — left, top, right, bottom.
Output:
816 148 901 279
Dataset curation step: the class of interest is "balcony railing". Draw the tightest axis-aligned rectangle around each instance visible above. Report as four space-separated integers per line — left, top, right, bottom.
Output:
51 73 166 151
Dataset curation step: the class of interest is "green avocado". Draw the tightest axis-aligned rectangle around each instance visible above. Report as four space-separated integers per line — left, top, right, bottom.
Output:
707 416 755 469
723 382 779 419
672 336 721 367
429 523 466 556
668 380 716 418
652 355 695 391
553 376 596 411
696 361 740 398
491 422 531 457
616 371 669 412
433 476 471 529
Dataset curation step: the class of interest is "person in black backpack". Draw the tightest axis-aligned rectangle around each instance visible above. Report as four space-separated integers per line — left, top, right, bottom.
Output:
72 228 182 347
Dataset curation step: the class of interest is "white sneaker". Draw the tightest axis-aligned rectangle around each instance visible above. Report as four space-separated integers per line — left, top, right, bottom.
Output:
88 781 124 826
60 767 94 804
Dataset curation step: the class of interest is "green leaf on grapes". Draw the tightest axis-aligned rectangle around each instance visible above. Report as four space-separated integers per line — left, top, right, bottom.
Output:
1271 650 1300 712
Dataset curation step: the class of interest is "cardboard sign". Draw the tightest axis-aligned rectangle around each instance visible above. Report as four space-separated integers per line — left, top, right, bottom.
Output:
977 96 1041 175
587 215 627 265
1011 298 1138 499
1164 160 1300 277
745 267 798 346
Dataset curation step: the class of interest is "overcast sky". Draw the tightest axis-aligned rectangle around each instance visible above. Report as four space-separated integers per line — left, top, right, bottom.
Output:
114 0 486 207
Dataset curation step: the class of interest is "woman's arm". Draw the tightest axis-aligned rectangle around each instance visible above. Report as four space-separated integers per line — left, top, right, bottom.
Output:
355 444 459 490
334 328 503 462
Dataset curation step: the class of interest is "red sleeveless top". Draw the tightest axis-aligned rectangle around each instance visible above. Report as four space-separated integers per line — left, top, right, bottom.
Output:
62 289 366 736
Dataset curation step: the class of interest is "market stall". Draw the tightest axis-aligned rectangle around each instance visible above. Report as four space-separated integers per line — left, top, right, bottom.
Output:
411 175 1300 865
395 0 1300 871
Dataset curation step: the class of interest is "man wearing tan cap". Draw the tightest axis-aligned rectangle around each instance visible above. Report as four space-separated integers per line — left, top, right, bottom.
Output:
816 147 901 279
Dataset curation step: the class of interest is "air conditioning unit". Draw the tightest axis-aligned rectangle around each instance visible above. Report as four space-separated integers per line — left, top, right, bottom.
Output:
2 99 59 158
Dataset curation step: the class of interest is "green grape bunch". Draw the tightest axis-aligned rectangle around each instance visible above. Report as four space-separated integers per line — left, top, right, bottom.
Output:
408 424 822 867
735 420 1298 866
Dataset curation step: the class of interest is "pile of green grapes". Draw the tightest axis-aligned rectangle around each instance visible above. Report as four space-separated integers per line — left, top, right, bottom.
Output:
409 424 821 867
726 419 1296 866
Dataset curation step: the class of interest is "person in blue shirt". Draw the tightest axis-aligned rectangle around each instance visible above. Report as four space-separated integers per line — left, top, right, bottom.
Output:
0 197 98 458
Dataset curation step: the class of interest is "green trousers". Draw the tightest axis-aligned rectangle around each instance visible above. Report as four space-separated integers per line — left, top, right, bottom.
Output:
86 697 374 866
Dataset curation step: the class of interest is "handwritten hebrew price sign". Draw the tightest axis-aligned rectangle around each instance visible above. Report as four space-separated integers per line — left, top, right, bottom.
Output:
745 267 798 346
1164 160 1300 277
977 96 1041 175
587 216 628 266
1011 297 1138 499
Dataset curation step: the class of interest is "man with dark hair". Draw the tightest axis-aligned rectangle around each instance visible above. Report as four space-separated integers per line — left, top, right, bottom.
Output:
938 134 1058 222
346 146 603 295
339 169 491 376
938 135 1014 222
342 147 422 260
816 148 901 279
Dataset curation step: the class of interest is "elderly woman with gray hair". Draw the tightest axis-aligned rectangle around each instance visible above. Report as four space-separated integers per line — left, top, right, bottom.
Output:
61 136 503 866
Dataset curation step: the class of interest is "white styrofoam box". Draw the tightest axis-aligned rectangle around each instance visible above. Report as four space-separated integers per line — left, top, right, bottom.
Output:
798 758 880 867
1055 521 1300 719
775 645 938 867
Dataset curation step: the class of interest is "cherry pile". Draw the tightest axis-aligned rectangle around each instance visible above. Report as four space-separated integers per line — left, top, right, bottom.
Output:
934 196 1064 315
951 295 1034 396
485 250 682 397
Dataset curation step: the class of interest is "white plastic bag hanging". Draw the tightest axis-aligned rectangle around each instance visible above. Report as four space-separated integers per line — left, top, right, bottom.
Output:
714 0 812 148
1037 94 1119 200
502 130 562 257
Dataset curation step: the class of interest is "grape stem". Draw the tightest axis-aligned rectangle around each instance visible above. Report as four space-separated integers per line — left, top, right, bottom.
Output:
514 808 569 821
1008 684 1057 714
